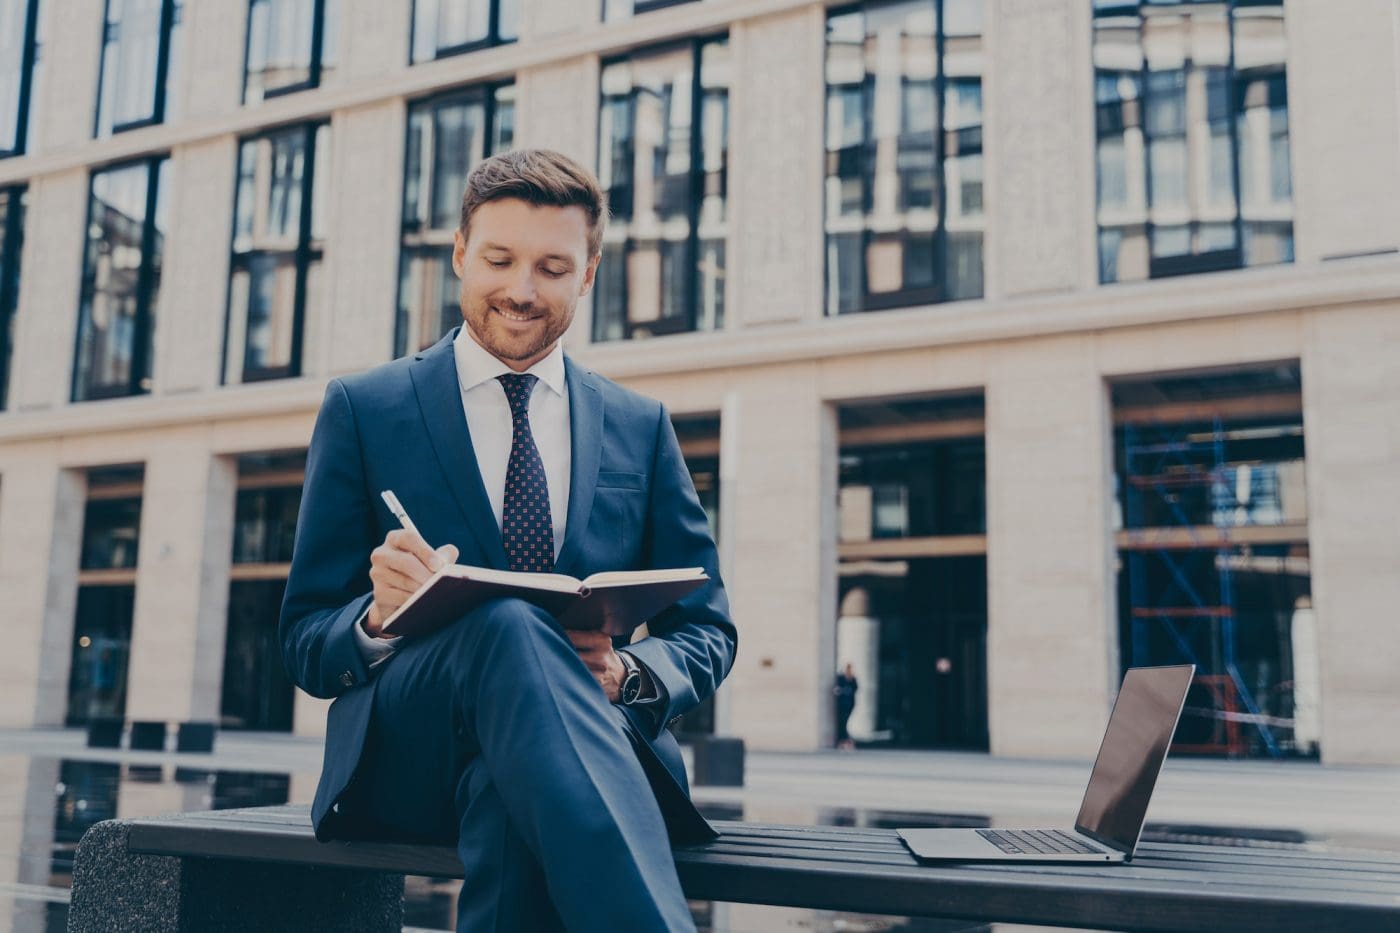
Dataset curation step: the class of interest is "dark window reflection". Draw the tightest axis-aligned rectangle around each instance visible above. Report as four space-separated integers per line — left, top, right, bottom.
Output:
410 0 517 62
95 0 183 137
66 586 135 726
227 123 329 382
840 440 986 539
1094 0 1293 283
212 771 291 808
80 498 142 570
52 761 121 876
221 580 295 731
0 184 24 410
603 0 697 20
825 0 985 315
73 158 168 402
0 0 40 157
595 37 729 342
397 83 514 356
244 0 337 103
233 486 301 563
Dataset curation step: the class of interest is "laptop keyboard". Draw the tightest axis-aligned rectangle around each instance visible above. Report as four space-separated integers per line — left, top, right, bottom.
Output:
976 828 1105 856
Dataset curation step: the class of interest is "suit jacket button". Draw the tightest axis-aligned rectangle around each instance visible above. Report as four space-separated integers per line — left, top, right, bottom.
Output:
339 671 356 687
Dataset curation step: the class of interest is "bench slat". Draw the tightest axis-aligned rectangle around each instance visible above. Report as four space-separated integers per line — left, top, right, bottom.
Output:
119 806 1400 933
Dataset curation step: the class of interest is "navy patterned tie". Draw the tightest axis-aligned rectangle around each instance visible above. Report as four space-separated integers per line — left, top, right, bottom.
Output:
497 373 555 573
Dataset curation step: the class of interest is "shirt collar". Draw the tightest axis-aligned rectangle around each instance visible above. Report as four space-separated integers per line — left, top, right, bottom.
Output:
453 325 567 398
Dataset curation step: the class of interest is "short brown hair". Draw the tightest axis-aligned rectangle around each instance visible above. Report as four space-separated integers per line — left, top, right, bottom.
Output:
459 149 608 256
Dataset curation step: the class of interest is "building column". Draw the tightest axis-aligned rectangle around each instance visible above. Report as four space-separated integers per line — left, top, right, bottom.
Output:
7 169 88 413
0 447 82 727
1286 0 1400 263
984 336 1117 757
729 5 826 326
722 364 836 751
987 0 1098 298
294 692 331 739
153 137 238 396
124 435 236 724
316 99 405 377
1301 302 1400 764
30 0 103 153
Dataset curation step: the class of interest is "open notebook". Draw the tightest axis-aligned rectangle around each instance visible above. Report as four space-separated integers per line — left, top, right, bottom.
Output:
380 565 709 639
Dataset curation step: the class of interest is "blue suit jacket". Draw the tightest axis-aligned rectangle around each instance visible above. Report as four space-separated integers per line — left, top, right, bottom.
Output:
280 328 737 840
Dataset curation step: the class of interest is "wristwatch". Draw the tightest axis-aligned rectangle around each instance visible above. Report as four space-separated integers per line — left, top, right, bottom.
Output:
617 650 644 706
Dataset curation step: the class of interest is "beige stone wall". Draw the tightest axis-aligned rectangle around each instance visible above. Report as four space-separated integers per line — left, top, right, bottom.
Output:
1301 303 1400 764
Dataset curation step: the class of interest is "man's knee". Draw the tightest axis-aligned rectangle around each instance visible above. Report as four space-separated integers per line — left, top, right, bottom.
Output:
443 597 559 656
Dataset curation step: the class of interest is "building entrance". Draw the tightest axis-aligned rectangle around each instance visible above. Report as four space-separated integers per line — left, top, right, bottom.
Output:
838 556 988 749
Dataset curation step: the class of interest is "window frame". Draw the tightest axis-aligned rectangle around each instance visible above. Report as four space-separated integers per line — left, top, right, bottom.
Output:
0 0 41 159
223 121 326 384
0 184 24 410
394 81 515 357
241 0 330 104
408 0 517 64
605 0 698 20
593 34 728 343
93 0 180 137
822 0 985 316
71 156 167 403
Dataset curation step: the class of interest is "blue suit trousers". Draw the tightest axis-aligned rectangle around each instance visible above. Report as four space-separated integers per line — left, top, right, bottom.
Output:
350 597 697 933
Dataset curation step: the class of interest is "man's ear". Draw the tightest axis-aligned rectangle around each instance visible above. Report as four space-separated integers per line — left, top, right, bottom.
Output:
578 251 602 298
452 229 467 279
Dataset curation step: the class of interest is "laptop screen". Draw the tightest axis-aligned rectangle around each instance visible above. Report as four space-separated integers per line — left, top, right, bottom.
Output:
1073 665 1195 853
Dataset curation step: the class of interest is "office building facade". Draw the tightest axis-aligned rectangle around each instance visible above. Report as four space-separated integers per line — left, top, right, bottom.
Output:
0 0 1398 766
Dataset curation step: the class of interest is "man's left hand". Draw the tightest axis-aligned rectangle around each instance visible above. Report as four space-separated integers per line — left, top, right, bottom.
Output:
568 630 625 703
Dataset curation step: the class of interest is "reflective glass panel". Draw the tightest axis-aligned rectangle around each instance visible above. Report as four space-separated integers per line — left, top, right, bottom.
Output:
396 83 514 355
824 0 985 315
1094 0 1292 283
73 158 166 401
595 37 729 341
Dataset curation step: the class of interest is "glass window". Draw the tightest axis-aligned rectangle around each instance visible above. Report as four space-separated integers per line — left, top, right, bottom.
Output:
95 0 183 137
244 0 337 103
595 37 729 342
232 486 301 563
604 0 697 20
0 185 24 410
79 497 142 570
226 123 329 382
410 0 517 62
1094 0 1293 283
824 0 986 316
0 0 41 157
73 158 168 402
397 83 514 356
66 585 135 726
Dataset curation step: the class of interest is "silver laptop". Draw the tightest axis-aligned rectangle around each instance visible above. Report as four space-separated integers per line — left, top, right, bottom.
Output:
897 664 1195 863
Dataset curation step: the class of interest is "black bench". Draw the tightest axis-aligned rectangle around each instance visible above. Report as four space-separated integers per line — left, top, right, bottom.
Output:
67 804 1400 932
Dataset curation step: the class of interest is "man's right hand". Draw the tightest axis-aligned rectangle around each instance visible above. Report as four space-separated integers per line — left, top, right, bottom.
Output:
364 529 458 638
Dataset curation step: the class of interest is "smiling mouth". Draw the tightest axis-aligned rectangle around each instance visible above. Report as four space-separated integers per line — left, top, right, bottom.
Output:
493 306 540 323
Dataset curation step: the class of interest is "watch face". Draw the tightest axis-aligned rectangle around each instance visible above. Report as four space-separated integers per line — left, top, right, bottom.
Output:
621 671 642 704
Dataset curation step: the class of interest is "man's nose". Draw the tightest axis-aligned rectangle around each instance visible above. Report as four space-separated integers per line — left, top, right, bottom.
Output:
503 266 539 306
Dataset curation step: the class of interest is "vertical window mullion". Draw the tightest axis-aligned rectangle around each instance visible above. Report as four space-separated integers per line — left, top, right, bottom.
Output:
308 0 325 89
150 0 175 125
128 159 162 395
684 40 704 335
288 122 319 378
934 0 948 305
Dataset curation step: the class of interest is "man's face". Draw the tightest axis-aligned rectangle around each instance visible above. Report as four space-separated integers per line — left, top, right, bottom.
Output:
452 198 600 371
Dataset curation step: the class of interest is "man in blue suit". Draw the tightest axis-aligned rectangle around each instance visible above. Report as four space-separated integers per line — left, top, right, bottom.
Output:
280 149 736 932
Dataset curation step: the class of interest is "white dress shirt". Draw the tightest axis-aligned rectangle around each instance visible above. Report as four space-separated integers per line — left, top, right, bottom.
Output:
353 329 571 665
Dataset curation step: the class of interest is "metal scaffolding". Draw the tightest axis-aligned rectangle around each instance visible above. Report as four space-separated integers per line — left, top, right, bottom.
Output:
1121 417 1283 758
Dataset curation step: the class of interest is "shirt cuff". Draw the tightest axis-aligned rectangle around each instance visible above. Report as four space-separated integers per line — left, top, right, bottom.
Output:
352 603 403 669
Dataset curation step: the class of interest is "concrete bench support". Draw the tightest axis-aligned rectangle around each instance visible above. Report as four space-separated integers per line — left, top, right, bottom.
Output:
67 820 405 932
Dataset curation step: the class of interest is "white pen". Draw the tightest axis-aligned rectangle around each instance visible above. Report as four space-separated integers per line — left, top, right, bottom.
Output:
379 489 422 539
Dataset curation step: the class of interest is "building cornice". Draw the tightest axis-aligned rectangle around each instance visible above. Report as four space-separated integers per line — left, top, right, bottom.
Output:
1 257 1395 446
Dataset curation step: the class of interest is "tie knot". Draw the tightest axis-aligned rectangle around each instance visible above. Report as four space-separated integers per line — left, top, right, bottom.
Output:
497 372 539 416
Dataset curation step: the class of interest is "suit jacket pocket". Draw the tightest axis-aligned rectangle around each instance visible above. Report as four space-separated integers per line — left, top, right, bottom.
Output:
596 470 646 491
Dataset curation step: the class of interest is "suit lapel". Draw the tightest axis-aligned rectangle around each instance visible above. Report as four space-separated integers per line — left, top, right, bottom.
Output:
408 331 510 570
554 356 603 578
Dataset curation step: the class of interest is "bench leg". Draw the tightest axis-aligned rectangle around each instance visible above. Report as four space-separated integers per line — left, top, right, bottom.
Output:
68 820 406 932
